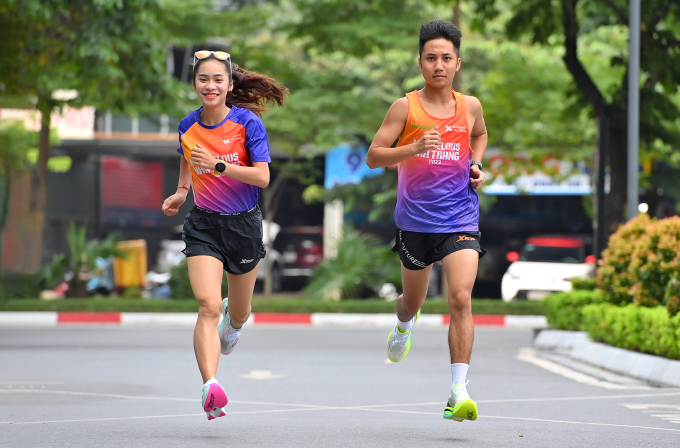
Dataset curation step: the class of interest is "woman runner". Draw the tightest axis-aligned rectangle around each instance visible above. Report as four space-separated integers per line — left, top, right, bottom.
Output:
366 20 488 422
162 50 286 420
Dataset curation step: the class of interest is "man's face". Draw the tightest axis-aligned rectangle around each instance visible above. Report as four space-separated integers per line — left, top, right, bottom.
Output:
418 38 461 88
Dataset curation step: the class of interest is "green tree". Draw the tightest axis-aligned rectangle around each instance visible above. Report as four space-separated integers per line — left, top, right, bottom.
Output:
467 0 680 233
0 0 226 272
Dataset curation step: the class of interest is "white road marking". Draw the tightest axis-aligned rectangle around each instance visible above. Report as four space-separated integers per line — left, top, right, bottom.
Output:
238 370 284 380
482 415 680 433
622 403 680 425
516 348 649 390
0 381 64 384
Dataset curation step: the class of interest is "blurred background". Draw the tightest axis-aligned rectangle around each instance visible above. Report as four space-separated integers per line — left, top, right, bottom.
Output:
0 0 678 303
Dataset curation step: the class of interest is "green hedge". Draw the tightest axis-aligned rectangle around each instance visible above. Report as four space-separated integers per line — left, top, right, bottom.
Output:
0 297 545 315
543 290 680 360
542 290 606 331
582 303 680 360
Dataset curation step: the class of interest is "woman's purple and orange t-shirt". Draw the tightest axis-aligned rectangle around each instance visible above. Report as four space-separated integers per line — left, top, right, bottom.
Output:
394 90 479 233
177 106 271 213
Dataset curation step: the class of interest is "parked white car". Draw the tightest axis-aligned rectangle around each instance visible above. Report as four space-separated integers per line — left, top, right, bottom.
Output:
501 235 596 302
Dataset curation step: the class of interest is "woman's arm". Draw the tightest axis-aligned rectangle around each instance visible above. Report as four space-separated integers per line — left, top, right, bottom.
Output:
190 143 270 188
366 98 441 169
162 156 193 216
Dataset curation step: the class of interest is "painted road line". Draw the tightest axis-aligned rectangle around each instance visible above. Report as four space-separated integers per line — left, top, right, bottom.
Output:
121 312 197 326
252 313 312 324
0 312 57 326
0 312 548 327
57 312 120 324
516 348 646 390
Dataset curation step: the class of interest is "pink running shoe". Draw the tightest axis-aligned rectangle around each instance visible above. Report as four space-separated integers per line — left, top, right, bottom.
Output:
202 378 228 420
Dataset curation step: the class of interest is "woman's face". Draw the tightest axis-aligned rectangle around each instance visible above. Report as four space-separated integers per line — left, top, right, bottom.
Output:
192 59 232 108
418 38 461 89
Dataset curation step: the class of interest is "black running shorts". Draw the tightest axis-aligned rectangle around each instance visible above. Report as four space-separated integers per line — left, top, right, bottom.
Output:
182 205 266 275
392 227 486 271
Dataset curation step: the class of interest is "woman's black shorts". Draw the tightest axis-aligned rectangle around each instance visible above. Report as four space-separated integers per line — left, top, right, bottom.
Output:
392 227 486 271
182 205 266 275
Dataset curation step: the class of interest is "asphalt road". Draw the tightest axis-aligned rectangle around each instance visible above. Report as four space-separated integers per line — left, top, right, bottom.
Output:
1 325 679 447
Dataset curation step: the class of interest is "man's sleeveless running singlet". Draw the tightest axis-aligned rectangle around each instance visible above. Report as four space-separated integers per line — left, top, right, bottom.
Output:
395 90 479 233
177 106 271 214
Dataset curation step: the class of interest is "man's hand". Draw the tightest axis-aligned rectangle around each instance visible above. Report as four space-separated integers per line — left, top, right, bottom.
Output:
190 143 216 170
469 165 486 190
415 126 441 155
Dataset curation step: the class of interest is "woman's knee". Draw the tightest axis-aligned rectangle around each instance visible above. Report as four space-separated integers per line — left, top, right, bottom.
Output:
197 297 222 320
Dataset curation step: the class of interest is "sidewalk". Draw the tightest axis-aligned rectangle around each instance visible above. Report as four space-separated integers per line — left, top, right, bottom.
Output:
534 329 680 388
0 311 547 328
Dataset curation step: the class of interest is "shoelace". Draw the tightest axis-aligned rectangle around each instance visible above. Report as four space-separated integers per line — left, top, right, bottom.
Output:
390 327 409 346
452 380 471 401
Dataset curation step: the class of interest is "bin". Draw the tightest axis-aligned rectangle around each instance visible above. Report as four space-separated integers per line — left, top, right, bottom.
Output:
113 240 147 289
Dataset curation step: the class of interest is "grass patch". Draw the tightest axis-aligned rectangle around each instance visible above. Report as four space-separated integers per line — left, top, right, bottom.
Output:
0 297 545 315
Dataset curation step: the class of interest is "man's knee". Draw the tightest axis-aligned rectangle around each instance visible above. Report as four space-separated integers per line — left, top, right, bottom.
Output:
448 289 472 313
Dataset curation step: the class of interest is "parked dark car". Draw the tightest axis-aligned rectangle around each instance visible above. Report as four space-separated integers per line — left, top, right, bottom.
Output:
273 226 323 278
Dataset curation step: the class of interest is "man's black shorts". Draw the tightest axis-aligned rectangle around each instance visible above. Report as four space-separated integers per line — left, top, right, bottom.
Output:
182 205 266 275
392 227 486 271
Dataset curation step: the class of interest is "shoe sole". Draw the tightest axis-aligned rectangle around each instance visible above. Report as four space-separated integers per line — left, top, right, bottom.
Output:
207 407 226 420
443 399 478 422
386 309 420 362
203 383 229 413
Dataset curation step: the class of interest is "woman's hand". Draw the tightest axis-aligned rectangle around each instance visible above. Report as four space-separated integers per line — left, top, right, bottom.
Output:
162 190 187 216
190 143 217 170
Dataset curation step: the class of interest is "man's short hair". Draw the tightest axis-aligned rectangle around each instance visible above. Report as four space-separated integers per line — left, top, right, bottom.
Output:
419 20 462 56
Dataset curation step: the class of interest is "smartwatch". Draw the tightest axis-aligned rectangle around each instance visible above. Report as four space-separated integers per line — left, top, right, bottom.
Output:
470 161 483 171
213 160 226 177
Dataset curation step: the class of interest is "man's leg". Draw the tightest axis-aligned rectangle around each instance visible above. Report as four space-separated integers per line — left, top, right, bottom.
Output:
441 249 479 421
387 262 432 362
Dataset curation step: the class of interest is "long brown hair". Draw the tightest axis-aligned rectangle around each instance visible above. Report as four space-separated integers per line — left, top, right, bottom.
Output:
193 56 287 117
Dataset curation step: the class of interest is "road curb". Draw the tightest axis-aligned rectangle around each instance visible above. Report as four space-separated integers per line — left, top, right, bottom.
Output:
0 311 547 328
534 329 680 388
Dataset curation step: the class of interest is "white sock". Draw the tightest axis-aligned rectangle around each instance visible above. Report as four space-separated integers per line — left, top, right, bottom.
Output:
397 316 414 333
226 312 242 332
451 363 469 388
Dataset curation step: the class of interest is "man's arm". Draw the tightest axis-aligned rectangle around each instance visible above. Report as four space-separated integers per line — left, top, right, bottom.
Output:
467 96 488 190
366 98 441 169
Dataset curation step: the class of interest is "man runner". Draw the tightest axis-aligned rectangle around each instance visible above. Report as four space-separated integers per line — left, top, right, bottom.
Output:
365 19 488 422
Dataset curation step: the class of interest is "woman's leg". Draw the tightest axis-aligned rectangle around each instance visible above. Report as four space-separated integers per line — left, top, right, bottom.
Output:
225 261 261 329
187 255 225 383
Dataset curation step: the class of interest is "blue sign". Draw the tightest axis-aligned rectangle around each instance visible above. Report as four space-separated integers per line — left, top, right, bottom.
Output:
324 144 383 189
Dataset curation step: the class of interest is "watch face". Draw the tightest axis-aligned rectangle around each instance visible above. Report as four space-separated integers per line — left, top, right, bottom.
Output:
215 161 226 173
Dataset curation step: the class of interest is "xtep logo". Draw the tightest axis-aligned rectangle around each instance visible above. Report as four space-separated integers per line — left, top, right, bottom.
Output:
240 258 254 264
223 133 242 144
445 125 467 133
457 235 476 242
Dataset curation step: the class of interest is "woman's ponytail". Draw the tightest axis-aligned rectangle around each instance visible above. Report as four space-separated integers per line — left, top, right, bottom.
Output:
226 64 287 117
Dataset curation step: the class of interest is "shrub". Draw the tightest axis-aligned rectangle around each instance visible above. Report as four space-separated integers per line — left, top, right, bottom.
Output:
542 290 605 331
628 216 680 309
582 303 680 360
571 278 596 290
596 213 653 305
168 259 228 299
304 227 401 301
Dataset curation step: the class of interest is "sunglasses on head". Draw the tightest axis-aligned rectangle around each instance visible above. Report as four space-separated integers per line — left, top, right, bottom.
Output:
193 51 232 74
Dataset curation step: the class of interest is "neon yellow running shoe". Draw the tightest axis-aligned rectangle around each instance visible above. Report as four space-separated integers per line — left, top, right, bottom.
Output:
443 383 478 422
386 309 421 362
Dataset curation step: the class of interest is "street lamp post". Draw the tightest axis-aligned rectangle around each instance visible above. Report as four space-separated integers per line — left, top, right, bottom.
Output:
627 0 640 219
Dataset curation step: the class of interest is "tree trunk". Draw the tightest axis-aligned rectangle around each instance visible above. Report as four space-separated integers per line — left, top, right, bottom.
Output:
607 119 628 234
22 95 54 272
261 159 293 295
452 2 461 93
